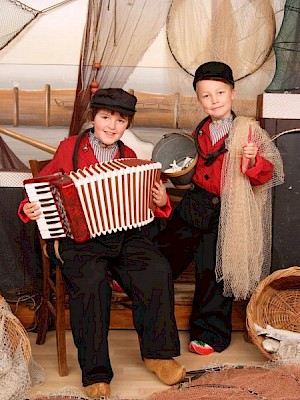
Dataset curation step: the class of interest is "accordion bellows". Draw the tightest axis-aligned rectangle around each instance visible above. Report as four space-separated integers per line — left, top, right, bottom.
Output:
24 159 161 243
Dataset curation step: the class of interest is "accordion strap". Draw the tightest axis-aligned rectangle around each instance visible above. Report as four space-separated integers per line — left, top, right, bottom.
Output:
72 128 125 170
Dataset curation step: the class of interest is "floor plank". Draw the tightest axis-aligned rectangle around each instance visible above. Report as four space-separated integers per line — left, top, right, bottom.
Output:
26 330 267 399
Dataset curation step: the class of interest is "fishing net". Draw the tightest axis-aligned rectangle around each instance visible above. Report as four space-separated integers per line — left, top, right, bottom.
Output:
0 295 45 400
69 0 172 137
215 117 284 300
266 0 300 93
166 0 275 81
0 0 40 51
148 363 300 400
0 0 74 52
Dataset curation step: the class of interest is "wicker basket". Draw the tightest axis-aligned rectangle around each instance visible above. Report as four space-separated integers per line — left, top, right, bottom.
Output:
246 266 300 360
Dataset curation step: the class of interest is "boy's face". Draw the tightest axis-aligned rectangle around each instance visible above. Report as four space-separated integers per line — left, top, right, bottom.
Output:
195 79 236 121
93 109 129 145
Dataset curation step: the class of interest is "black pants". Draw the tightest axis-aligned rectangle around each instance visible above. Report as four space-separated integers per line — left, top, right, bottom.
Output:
155 194 233 353
53 227 180 386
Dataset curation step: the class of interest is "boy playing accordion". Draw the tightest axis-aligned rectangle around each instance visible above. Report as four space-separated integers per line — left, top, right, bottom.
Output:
19 88 185 398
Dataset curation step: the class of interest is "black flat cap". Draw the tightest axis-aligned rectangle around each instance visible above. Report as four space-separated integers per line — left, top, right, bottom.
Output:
90 88 137 116
193 61 234 90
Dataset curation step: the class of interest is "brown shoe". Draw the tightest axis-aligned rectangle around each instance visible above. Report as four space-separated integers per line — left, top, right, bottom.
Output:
85 382 110 397
144 358 186 385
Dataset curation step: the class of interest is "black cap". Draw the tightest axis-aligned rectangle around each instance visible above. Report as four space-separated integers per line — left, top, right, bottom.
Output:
193 61 234 90
90 88 137 116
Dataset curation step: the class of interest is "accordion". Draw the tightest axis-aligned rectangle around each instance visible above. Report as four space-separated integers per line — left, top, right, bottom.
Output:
24 159 161 243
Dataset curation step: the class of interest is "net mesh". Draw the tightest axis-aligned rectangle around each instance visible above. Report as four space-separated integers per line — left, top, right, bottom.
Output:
148 363 300 400
69 0 172 137
0 295 45 400
0 0 40 51
215 117 284 300
0 0 74 52
266 0 300 93
166 0 275 81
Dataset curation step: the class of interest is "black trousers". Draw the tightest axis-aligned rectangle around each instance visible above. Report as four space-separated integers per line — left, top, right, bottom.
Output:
155 198 233 353
54 227 180 386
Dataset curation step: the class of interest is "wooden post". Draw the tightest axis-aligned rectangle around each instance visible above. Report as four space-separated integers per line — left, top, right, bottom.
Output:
45 84 51 126
13 87 19 127
128 89 135 127
174 92 180 129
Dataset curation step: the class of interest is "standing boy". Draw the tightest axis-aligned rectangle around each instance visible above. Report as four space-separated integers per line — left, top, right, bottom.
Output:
156 62 284 356
19 88 185 398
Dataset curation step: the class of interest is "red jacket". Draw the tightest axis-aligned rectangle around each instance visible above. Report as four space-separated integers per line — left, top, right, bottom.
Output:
192 118 274 196
18 133 171 222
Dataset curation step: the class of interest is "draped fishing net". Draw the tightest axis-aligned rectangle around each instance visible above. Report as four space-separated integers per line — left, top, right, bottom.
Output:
215 117 284 300
0 295 45 400
69 0 172 136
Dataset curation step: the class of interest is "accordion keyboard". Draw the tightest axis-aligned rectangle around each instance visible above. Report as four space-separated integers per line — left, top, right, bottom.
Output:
24 181 66 239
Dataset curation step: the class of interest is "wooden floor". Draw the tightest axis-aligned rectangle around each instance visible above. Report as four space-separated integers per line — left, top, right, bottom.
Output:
26 329 267 399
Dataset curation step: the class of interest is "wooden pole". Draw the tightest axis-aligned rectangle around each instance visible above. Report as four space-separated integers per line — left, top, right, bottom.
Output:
45 84 51 126
174 92 179 129
0 127 56 154
13 87 19 127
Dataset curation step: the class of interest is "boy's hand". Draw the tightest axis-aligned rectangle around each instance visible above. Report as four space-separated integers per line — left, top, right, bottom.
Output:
242 142 258 170
152 180 167 208
23 201 41 220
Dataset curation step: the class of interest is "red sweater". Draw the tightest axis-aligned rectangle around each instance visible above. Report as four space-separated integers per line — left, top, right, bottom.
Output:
192 118 274 196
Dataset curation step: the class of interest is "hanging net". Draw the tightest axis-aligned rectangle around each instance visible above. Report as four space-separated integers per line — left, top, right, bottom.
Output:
0 0 40 51
266 0 300 93
0 0 74 51
166 0 275 82
69 0 172 137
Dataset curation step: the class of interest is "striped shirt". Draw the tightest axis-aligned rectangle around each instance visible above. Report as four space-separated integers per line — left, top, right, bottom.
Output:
209 116 233 146
88 131 118 163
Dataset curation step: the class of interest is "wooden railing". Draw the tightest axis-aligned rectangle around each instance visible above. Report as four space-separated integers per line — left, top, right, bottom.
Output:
0 85 257 129
0 127 56 154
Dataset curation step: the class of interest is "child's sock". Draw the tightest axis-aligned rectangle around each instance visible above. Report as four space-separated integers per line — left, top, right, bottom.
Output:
189 340 214 355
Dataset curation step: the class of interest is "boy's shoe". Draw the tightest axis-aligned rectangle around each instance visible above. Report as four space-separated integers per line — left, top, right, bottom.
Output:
85 382 110 397
189 340 214 355
144 357 186 385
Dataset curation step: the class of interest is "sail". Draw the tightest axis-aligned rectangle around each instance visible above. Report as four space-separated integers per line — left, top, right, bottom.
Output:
0 136 29 171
